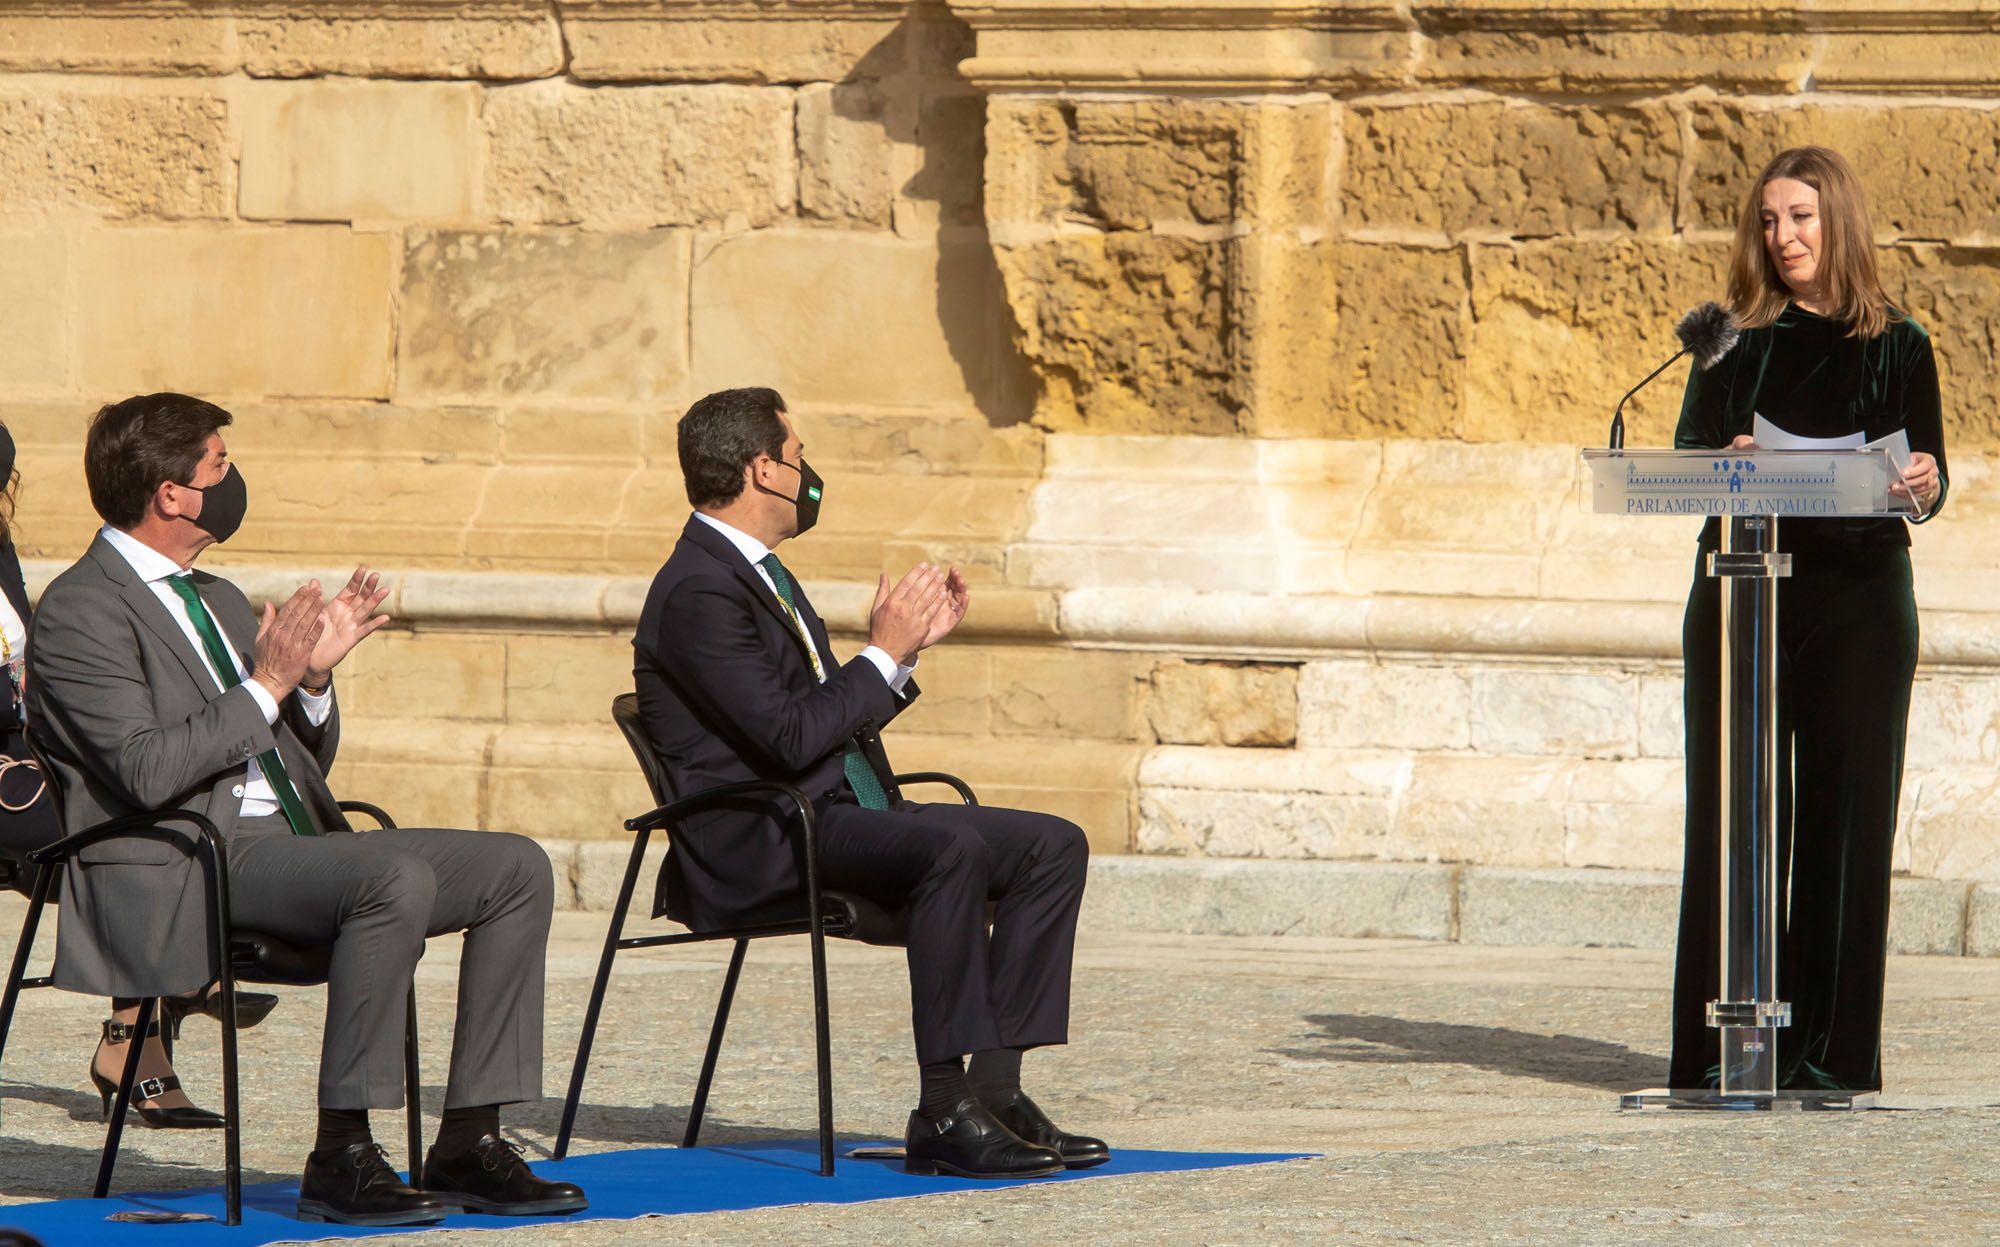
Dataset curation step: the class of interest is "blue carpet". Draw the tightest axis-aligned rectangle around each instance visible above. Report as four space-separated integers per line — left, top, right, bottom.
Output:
0 1141 1312 1244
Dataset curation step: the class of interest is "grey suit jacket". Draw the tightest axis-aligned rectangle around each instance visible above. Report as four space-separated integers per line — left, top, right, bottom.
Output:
24 534 346 997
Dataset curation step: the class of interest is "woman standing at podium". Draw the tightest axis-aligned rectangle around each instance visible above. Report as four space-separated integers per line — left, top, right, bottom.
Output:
1667 145 1948 1094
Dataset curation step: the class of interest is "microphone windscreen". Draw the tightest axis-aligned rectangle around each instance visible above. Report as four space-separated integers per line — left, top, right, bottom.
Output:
1675 301 1740 370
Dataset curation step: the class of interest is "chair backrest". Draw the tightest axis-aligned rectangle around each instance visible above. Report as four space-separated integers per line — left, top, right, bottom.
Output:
611 693 682 809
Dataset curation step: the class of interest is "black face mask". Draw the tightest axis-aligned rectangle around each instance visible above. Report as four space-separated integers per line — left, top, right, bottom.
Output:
757 455 824 536
181 463 248 544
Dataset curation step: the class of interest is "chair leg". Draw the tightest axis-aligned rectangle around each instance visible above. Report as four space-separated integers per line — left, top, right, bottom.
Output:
94 996 154 1199
0 865 54 1081
683 939 748 1150
807 921 834 1177
404 985 423 1185
555 827 649 1161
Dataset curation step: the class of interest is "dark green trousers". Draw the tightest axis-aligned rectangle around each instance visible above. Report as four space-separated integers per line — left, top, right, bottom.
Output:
1669 541 1918 1092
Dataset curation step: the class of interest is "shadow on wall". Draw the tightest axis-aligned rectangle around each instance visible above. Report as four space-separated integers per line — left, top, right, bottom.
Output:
836 8 1036 429
1274 1013 1667 1092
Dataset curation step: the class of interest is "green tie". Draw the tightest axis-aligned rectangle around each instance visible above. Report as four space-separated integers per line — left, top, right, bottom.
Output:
165 574 317 836
757 554 891 811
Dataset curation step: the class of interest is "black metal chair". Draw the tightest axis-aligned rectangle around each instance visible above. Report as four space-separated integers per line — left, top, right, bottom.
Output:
0 728 423 1226
554 693 978 1175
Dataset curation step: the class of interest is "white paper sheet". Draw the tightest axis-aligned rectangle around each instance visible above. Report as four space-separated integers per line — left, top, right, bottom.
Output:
1751 412 1915 495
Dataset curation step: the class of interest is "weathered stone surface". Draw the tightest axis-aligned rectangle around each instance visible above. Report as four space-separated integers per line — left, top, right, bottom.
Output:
1146 660 1299 748
691 229 1030 418
1315 243 1467 439
400 230 690 400
1417 23 1810 93
1345 102 1679 237
76 227 395 398
1459 867 1679 948
1467 240 1730 445
1904 671 2000 771
1562 757 1683 873
899 88 987 234
1136 746 1407 860
1880 246 2000 449
486 724 651 840
0 12 232 73
240 81 479 222
1687 103 2000 241
1399 755 1572 867
992 648 1140 740
1638 674 1685 759
1970 884 2000 957
505 633 635 724
1080 855 1455 940
484 82 794 228
334 632 507 722
798 81 897 227
237 3 562 78
1889 877 1968 957
1298 660 1470 752
0 229 66 390
996 234 1236 433
989 97 1245 230
558 0 910 83
1812 30 2000 94
1471 668 1640 759
0 89 229 218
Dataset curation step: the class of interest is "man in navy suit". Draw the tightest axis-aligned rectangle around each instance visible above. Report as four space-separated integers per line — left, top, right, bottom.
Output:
632 387 1105 1179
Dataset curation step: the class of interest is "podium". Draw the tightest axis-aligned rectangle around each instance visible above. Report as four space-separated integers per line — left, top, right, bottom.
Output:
1582 449 1914 1112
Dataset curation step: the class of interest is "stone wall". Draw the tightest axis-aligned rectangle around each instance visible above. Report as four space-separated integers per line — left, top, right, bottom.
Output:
8 3 2000 932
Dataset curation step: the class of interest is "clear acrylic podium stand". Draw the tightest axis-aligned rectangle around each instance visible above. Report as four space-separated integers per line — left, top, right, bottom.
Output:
1581 449 1914 1112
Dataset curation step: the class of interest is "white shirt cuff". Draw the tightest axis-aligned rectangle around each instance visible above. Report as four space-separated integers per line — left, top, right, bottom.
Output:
858 645 917 694
296 681 334 726
242 678 280 726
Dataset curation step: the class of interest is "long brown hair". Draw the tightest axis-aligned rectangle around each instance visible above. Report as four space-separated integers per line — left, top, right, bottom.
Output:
1727 145 1896 339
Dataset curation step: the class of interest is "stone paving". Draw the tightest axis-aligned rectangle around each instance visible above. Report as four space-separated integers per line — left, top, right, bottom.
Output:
3 899 1999 1244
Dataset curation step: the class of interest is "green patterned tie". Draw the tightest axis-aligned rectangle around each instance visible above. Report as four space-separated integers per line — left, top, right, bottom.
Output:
757 554 891 811
165 574 317 836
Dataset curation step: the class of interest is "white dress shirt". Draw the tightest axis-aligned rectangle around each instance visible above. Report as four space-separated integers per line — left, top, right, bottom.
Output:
692 512 914 693
99 526 332 817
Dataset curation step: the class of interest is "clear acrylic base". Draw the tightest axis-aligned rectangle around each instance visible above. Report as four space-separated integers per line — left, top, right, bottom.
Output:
1618 1087 1877 1112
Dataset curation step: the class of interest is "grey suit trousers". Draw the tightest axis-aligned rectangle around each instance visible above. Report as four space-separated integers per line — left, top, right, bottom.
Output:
226 817 552 1111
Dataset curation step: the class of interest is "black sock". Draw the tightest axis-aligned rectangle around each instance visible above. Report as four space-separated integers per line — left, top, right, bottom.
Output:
917 1058 970 1118
433 1104 500 1155
315 1107 372 1153
968 1047 1023 1101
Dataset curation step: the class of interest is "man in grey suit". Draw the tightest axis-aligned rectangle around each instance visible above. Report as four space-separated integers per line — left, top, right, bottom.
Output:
26 393 586 1227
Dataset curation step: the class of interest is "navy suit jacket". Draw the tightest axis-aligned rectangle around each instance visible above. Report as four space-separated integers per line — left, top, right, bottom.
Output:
633 516 918 929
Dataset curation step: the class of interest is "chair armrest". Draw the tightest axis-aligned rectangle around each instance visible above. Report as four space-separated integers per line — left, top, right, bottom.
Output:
337 799 398 831
892 771 979 806
625 779 814 836
25 808 223 866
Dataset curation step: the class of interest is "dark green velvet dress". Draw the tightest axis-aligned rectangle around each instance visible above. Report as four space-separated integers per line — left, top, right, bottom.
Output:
1668 304 1948 1092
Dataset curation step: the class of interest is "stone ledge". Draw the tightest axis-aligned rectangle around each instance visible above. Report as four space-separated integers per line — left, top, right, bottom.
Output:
530 850 1997 959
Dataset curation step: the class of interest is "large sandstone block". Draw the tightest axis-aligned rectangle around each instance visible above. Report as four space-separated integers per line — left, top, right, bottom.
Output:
400 230 690 401
1881 246 2000 449
220 455 491 563
558 0 911 83
797 80 897 227
1687 104 2000 241
0 89 229 218
0 12 232 74
483 82 794 228
505 634 637 724
76 227 395 398
465 464 645 564
240 81 479 223
1811 29 2000 94
1562 757 1683 873
1347 441 1577 599
995 234 1236 433
334 632 507 722
991 648 1141 741
1313 243 1466 439
1467 240 1730 445
1399 755 1573 867
691 230 1030 418
1298 660 1471 752
486 724 651 840
1415 6 1810 93
237 2 562 78
1344 102 1679 237
898 87 987 235
1136 745 1405 861
1146 660 1298 748
1470 668 1641 759
0 229 66 390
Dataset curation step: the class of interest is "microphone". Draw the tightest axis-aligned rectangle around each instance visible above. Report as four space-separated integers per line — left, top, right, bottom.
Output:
1607 301 1741 449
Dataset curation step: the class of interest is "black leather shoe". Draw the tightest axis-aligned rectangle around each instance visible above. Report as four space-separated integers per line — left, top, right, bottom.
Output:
904 1096 1065 1179
986 1089 1110 1169
297 1142 448 1227
162 986 281 1040
423 1134 588 1216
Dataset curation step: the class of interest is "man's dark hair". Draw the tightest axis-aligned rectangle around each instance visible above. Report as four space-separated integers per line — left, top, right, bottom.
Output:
85 392 234 529
677 387 788 508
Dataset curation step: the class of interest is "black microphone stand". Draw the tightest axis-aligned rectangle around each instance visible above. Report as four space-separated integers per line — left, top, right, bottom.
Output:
1607 345 1691 450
